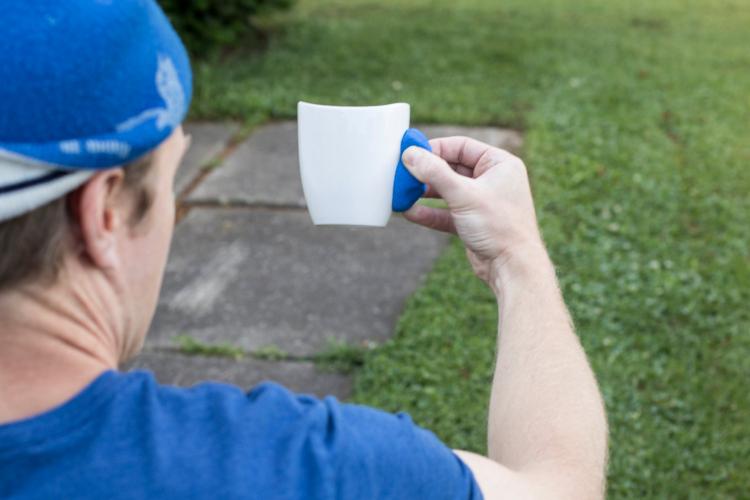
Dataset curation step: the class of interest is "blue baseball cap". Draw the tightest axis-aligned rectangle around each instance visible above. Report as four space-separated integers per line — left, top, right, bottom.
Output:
0 0 192 221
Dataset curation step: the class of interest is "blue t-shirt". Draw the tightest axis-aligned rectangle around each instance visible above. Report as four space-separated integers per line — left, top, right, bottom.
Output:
0 370 482 499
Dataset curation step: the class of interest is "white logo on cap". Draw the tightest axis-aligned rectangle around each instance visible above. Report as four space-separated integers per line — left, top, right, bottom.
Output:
85 140 131 158
116 55 186 133
59 140 81 154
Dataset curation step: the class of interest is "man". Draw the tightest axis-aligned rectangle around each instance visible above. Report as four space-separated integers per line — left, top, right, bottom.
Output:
0 1 607 499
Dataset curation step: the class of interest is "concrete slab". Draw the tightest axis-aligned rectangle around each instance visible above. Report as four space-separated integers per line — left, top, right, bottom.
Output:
188 121 523 206
129 351 352 399
176 122 239 195
188 121 304 206
148 209 449 356
418 124 524 153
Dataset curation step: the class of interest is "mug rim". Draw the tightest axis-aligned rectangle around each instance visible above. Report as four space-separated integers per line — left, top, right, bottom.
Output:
298 101 409 112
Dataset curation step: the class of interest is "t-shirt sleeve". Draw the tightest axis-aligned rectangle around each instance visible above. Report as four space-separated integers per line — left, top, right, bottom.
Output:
330 401 483 499
246 382 483 500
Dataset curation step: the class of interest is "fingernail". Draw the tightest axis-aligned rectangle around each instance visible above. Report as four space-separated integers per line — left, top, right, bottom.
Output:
402 146 427 166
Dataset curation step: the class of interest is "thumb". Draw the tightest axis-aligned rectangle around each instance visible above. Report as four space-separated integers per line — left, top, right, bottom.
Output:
402 146 466 200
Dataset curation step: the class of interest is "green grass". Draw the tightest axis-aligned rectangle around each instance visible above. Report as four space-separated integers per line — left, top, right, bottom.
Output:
174 337 369 372
252 344 290 361
252 339 372 373
174 335 245 360
191 0 750 496
313 338 373 374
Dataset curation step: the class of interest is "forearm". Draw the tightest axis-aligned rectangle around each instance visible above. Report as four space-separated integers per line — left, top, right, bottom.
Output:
487 244 607 498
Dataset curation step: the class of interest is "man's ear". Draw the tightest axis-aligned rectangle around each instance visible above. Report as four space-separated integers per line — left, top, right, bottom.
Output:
67 169 127 270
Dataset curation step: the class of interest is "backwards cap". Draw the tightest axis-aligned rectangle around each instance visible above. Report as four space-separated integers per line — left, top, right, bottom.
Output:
0 0 192 221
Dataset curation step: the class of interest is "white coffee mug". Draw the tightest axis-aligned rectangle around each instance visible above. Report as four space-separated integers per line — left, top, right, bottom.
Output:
298 101 410 226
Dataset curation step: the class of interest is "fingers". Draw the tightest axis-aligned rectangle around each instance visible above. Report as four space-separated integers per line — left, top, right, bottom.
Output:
429 136 516 171
402 204 457 234
421 164 473 198
422 184 442 198
402 147 467 200
454 164 474 177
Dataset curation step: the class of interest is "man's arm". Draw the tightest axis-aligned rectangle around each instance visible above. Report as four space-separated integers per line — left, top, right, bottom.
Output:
460 247 607 500
402 138 608 499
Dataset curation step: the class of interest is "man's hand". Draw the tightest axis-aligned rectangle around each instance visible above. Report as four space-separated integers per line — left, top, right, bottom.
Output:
402 136 608 500
402 137 543 284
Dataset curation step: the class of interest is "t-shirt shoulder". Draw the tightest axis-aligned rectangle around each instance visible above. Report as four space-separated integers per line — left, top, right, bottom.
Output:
139 373 483 499
1 370 482 499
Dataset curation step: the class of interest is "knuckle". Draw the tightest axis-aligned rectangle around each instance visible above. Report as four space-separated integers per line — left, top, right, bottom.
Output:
506 155 528 175
488 147 523 166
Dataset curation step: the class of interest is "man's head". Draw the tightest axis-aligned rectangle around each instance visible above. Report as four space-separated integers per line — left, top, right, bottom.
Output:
0 0 193 362
0 128 189 361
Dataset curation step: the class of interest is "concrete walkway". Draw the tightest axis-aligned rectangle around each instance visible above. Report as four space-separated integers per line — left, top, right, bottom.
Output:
131 121 522 399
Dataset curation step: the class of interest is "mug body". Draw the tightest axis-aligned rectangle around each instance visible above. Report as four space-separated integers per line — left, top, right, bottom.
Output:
298 101 410 226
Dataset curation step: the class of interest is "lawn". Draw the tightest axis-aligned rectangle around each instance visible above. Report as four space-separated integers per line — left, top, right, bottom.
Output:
191 0 750 497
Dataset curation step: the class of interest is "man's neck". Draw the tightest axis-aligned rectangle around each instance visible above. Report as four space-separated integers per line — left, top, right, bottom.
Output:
0 281 119 425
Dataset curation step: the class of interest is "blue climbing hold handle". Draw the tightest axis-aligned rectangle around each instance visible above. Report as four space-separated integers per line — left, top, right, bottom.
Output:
392 128 429 212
